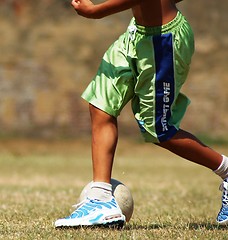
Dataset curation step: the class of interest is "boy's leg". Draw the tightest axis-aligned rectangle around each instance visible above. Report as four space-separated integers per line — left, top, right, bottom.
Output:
157 129 228 225
157 129 222 170
54 104 125 228
89 104 118 183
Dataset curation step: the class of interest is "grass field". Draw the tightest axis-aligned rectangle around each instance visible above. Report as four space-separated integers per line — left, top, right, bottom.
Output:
0 138 228 239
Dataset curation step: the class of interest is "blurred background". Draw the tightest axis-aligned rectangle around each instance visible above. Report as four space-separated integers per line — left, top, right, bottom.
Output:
0 0 227 141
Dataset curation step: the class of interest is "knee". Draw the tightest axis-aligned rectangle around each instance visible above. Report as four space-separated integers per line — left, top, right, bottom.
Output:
155 129 183 150
89 104 117 126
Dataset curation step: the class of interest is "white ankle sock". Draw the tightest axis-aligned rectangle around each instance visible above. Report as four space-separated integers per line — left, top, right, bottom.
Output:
87 182 112 201
214 155 228 180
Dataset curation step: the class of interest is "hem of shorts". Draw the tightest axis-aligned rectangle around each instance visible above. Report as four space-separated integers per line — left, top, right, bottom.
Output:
142 125 179 143
157 126 179 143
81 96 119 118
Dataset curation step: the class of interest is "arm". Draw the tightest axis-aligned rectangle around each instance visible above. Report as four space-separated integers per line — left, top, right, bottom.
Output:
71 0 139 19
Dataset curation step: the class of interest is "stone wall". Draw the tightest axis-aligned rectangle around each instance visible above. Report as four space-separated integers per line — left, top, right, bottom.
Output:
0 0 227 139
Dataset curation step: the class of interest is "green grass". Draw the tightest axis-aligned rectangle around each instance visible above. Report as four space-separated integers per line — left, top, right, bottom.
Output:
0 139 228 239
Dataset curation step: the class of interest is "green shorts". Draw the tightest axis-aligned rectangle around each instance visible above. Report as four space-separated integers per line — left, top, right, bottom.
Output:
82 11 195 143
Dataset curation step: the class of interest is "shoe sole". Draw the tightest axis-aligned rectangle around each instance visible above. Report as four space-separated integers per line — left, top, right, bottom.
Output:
100 219 125 229
217 219 228 226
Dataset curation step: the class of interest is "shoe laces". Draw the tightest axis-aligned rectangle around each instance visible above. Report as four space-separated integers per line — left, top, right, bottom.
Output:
72 199 87 210
220 179 228 206
69 197 118 218
69 198 99 218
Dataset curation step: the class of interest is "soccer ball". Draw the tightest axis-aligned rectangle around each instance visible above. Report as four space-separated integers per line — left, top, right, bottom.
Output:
79 178 134 222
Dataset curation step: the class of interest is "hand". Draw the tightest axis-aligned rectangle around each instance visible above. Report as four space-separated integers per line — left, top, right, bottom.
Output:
71 0 95 18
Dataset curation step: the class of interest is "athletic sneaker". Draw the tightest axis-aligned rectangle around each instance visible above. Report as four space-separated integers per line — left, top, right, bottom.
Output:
55 196 125 228
216 178 228 225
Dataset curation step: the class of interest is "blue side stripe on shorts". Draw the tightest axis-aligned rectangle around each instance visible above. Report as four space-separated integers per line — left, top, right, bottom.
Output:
153 33 177 142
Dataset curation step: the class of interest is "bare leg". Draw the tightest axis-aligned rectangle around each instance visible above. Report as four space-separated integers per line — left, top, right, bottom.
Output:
89 103 222 180
157 129 223 170
89 104 118 183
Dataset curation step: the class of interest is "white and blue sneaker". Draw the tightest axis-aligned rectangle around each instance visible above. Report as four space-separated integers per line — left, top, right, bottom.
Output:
55 196 125 228
216 178 228 225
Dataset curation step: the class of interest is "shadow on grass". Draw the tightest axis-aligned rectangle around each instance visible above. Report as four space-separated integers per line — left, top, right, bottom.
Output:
55 222 228 231
124 222 228 231
124 223 170 230
188 222 228 231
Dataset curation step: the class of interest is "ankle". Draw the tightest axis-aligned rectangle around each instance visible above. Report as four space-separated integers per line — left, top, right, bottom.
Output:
214 155 228 180
87 182 112 201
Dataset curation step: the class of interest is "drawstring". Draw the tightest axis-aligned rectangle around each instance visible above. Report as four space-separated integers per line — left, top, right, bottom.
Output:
128 25 137 41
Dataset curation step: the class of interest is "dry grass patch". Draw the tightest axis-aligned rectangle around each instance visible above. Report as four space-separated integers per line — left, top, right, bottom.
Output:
0 139 228 239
